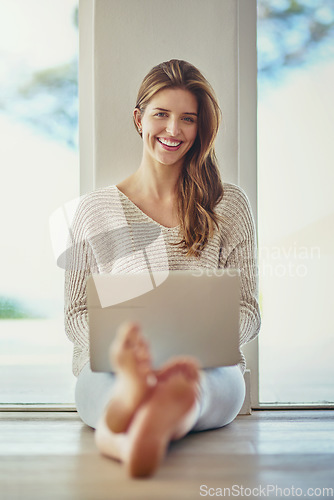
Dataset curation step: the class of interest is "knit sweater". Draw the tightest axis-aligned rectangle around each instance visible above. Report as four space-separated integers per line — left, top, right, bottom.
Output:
64 183 261 377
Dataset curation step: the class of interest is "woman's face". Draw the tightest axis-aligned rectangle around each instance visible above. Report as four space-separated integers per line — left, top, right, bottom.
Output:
134 88 198 171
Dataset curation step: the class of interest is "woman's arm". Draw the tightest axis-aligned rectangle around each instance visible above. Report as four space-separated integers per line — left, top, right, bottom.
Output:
219 185 261 346
223 237 261 346
64 200 98 376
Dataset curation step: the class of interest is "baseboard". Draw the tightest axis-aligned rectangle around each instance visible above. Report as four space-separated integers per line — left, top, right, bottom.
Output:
239 369 251 415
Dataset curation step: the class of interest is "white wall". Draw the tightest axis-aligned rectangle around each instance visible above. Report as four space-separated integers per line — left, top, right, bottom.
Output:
79 0 259 405
79 0 241 191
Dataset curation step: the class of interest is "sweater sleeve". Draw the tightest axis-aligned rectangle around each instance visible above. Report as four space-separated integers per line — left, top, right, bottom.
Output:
224 238 261 346
219 186 261 347
64 199 97 376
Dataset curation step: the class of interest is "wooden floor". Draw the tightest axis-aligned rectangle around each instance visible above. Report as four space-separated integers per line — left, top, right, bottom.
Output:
1 410 334 500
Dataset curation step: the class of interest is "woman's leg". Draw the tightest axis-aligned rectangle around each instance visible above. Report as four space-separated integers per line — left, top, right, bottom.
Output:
75 362 116 429
120 362 200 476
192 365 246 432
75 324 245 476
75 323 200 477
75 363 245 433
93 364 245 477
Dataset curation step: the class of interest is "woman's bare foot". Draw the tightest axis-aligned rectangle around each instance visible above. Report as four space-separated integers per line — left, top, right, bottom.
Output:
104 322 157 433
125 358 200 477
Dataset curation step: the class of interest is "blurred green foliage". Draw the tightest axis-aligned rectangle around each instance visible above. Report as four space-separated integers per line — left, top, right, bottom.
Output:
258 0 334 74
0 297 41 319
17 60 78 148
0 4 78 149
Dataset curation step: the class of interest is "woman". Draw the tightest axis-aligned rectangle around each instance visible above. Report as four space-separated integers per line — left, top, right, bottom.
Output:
65 59 261 477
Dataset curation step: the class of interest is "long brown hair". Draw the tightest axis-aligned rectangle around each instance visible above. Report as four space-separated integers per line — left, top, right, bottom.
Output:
134 60 224 257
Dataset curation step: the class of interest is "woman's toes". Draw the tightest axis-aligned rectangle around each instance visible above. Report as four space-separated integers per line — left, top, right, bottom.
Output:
110 322 150 371
157 357 199 383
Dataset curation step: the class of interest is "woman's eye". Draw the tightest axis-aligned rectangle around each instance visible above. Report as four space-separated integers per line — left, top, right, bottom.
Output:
155 112 167 117
183 117 195 123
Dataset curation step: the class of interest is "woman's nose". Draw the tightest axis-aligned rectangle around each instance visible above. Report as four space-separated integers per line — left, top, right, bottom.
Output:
166 118 180 136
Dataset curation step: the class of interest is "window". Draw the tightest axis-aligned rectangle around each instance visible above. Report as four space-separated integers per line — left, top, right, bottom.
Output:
257 0 334 405
0 0 79 405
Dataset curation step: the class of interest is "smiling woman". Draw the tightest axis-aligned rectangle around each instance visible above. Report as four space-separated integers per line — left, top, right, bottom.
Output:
65 59 260 477
121 59 224 256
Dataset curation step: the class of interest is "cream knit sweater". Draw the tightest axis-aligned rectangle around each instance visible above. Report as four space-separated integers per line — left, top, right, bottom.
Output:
64 183 261 376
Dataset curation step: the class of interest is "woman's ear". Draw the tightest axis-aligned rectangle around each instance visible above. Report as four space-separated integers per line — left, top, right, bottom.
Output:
133 108 142 134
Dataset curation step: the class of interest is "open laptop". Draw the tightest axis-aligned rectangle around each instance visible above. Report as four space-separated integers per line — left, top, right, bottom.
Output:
87 269 240 372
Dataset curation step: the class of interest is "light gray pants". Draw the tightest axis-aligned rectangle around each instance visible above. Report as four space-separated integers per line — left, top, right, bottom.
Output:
75 363 246 432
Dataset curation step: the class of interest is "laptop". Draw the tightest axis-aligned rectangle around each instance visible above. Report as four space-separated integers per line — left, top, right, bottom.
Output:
87 269 240 372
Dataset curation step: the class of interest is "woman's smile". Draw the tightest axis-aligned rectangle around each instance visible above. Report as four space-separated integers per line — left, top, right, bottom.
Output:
157 137 183 151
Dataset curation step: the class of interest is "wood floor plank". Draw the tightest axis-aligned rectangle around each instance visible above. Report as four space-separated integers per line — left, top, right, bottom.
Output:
1 411 333 500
